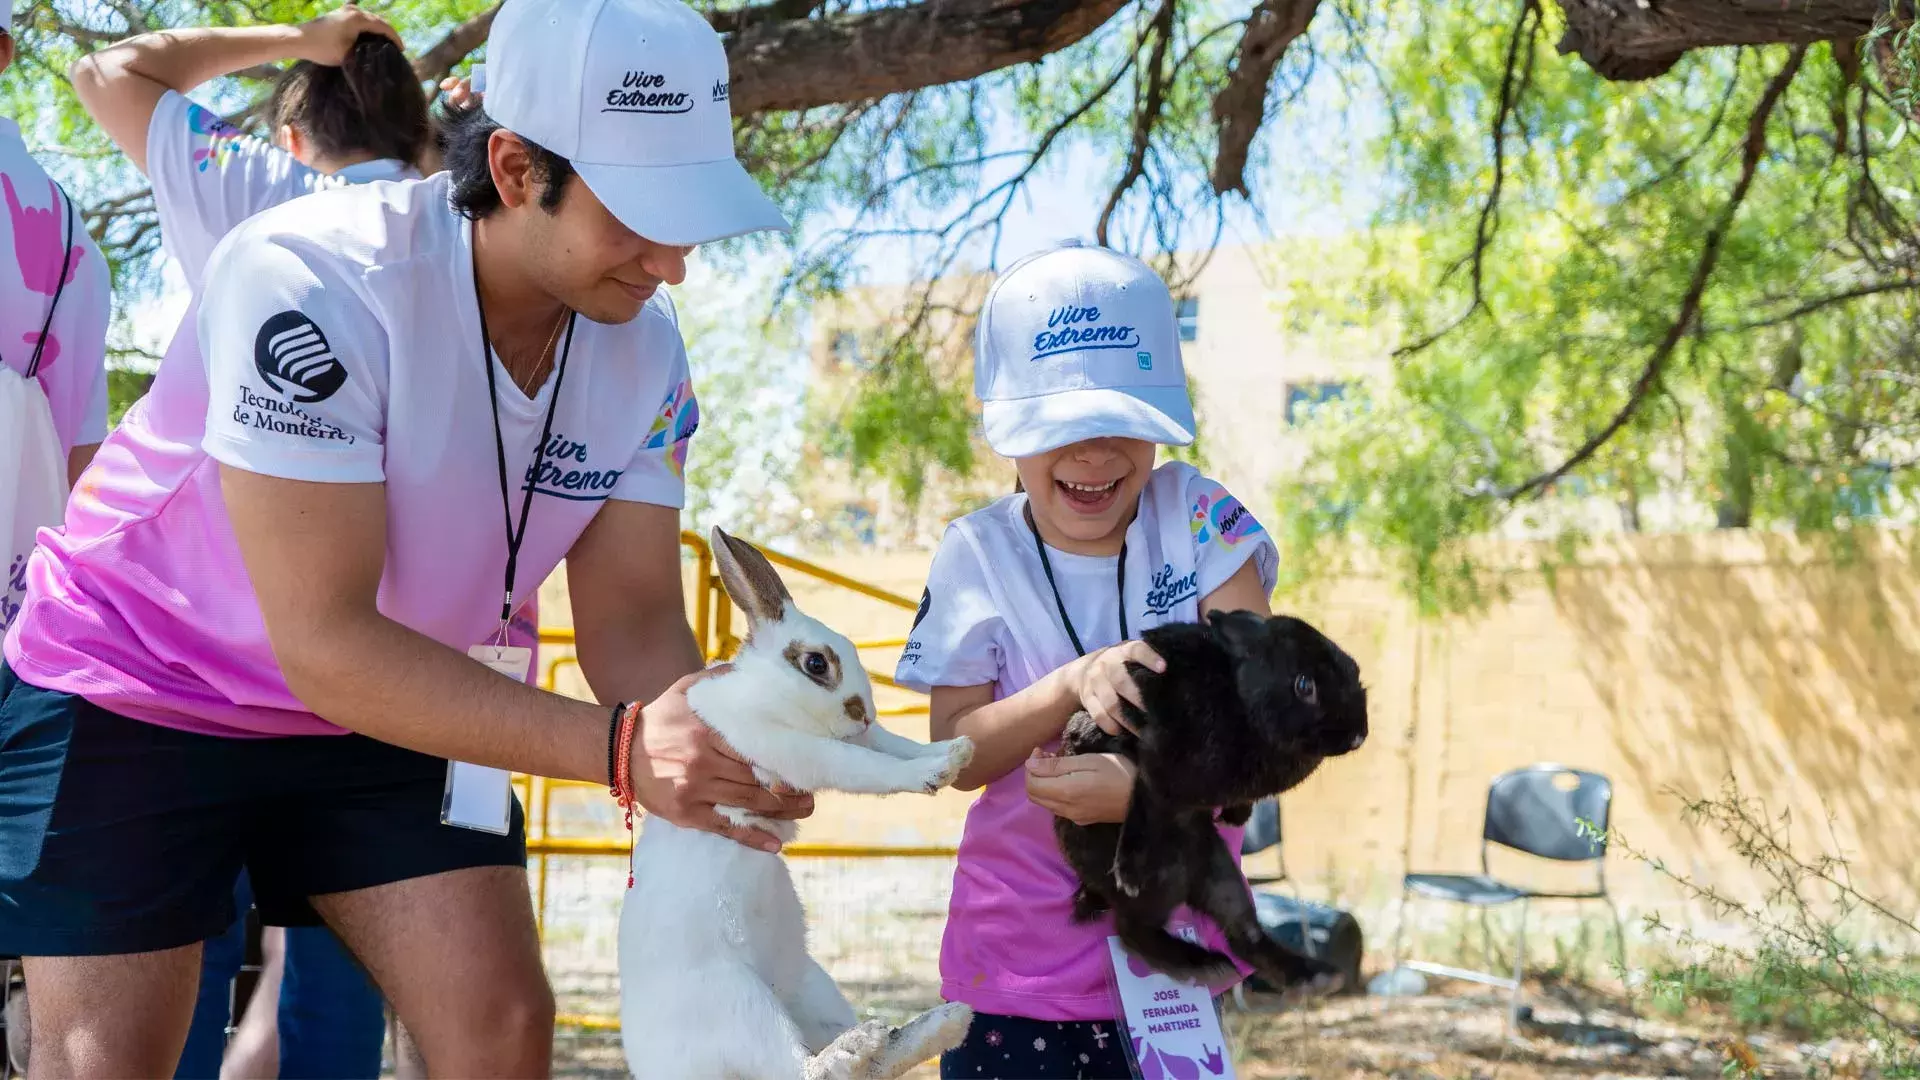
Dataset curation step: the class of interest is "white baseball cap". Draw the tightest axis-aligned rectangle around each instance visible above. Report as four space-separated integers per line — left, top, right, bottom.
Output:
975 241 1196 459
1 1 13 33
482 0 788 246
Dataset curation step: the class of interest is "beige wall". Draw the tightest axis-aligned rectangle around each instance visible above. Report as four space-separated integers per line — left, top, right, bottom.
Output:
541 529 1920 922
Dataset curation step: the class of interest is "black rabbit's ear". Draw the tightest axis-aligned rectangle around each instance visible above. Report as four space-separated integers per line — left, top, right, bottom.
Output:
1206 608 1269 660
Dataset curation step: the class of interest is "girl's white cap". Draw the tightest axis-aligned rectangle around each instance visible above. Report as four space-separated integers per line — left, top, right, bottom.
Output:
974 240 1195 458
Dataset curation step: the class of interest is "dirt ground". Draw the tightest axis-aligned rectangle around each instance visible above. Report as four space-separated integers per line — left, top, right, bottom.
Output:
545 979 1856 1079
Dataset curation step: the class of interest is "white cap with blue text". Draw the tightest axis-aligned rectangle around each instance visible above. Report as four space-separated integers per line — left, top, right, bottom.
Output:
481 0 788 246
975 240 1195 458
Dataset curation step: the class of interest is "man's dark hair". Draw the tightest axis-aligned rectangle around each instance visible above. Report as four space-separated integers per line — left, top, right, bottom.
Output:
441 100 575 219
269 33 429 167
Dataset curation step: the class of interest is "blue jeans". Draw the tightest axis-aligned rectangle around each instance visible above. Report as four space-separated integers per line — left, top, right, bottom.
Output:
176 873 386 1079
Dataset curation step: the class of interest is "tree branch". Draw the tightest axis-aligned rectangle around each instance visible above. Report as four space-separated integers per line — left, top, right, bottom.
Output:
1716 276 1920 332
1500 45 1810 502
708 0 832 34
401 0 1128 112
1209 0 1320 196
1098 0 1176 246
1394 0 1540 359
727 0 1132 118
1552 0 1881 81
412 2 502 84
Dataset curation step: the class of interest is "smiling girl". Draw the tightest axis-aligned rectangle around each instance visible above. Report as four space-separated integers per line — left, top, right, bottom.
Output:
897 241 1281 1077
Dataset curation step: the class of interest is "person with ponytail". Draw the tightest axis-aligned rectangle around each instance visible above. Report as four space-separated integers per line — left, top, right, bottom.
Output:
65 11 443 1078
70 6 430 289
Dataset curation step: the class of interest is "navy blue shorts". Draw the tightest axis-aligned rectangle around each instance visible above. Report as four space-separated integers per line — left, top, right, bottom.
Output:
0 662 526 957
941 1012 1132 1079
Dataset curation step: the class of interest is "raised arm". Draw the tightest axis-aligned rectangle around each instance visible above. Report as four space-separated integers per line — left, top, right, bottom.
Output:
69 6 399 173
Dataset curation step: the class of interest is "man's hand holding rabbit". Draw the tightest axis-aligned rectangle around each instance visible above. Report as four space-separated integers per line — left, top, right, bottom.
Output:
632 669 815 853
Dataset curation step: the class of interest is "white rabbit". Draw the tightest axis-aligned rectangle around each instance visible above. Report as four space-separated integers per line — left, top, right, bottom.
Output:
618 527 976 1080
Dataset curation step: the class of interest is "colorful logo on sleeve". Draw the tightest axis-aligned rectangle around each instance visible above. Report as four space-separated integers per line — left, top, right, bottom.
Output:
643 379 700 478
1190 486 1263 547
185 102 247 173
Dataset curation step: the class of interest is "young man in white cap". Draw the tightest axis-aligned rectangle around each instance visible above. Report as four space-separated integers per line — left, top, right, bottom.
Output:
0 0 797 1073
894 241 1283 1076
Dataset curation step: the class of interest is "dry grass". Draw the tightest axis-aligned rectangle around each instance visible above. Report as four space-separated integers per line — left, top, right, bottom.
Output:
528 850 1884 1079
549 982 1865 1079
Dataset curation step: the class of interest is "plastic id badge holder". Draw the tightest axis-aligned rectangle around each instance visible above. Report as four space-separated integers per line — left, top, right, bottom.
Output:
440 644 530 835
1106 923 1237 1079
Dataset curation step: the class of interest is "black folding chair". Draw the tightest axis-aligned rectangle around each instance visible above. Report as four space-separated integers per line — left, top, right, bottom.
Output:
1387 763 1626 1027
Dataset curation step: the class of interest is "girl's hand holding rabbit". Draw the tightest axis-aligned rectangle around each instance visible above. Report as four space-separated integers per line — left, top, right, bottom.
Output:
630 668 815 853
1025 750 1136 825
1064 640 1165 736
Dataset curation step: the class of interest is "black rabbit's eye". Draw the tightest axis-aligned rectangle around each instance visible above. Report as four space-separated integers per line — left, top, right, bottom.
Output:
804 653 830 677
1293 674 1318 704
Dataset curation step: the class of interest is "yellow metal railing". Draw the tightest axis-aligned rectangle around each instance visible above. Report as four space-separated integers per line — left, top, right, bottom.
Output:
516 532 953 1031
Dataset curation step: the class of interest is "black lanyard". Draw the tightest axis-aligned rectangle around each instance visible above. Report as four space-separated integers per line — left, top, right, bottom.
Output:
1025 504 1127 658
8 183 76 378
474 270 577 631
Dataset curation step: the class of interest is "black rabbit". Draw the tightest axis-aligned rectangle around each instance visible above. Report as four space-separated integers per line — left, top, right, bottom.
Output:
1052 610 1368 991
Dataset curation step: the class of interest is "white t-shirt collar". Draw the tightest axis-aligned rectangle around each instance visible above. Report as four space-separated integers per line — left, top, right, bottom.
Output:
333 157 416 184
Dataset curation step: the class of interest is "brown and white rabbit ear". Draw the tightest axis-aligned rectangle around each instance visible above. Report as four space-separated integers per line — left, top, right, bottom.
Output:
710 526 793 630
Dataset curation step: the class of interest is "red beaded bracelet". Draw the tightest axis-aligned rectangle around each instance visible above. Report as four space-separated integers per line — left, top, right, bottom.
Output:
609 701 641 886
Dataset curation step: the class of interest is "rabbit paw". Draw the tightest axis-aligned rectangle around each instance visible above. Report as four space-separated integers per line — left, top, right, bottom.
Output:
935 737 974 786
805 1019 890 1080
911 738 973 792
869 1003 974 1079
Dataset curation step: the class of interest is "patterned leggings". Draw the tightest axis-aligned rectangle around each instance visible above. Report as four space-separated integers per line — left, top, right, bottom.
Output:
940 1012 1132 1079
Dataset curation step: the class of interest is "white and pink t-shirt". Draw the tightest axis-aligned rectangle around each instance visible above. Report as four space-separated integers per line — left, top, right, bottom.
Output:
896 462 1279 1021
4 173 699 737
0 117 110 458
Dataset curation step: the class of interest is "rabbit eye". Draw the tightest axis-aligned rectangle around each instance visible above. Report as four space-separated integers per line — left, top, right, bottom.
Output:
1293 674 1318 704
803 653 830 678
